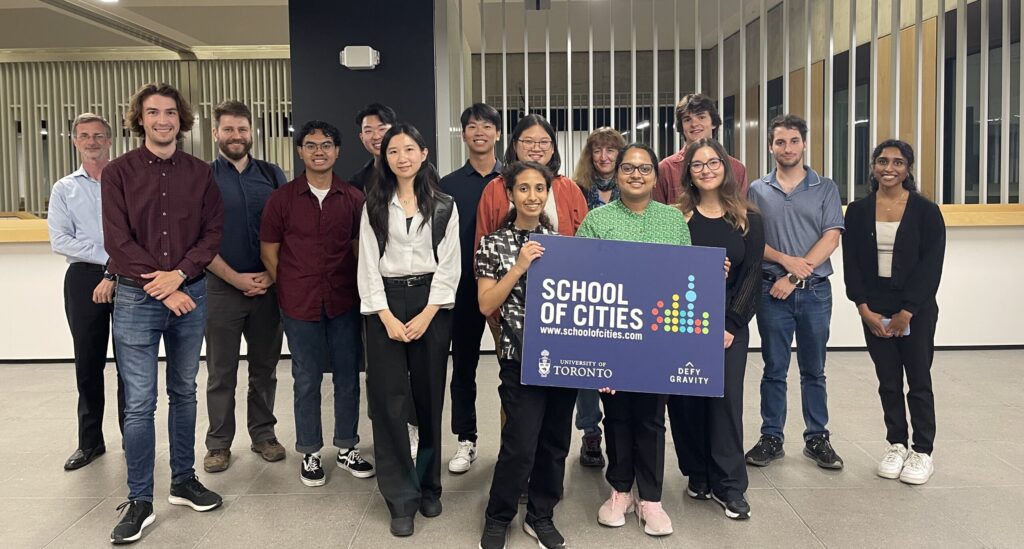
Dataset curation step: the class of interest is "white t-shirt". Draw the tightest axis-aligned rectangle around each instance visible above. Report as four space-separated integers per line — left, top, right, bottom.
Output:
308 183 329 206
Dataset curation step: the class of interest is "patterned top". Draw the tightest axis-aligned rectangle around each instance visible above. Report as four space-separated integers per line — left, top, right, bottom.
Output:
584 180 620 210
576 199 692 246
475 222 556 362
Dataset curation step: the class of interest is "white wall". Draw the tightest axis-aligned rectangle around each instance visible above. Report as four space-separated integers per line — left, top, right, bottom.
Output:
2 225 1021 361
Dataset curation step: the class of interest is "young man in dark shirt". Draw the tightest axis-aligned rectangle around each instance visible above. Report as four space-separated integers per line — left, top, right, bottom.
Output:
103 83 225 544
348 103 397 192
202 100 288 474
437 103 502 474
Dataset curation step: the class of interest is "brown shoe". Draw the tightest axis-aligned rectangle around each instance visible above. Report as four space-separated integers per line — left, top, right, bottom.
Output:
251 438 286 462
203 448 231 473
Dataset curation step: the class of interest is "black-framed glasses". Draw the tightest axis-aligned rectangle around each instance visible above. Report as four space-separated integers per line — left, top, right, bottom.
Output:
302 142 336 153
517 138 553 151
619 163 654 176
689 158 723 173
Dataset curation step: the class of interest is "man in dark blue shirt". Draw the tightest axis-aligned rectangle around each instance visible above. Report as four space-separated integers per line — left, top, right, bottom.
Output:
203 100 288 473
438 103 502 474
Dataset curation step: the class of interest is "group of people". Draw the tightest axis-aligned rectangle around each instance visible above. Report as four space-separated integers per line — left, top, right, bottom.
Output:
47 81 945 548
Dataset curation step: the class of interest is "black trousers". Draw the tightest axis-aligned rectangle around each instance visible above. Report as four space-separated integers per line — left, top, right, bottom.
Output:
601 391 668 502
449 280 487 440
485 358 576 523
63 263 124 450
204 272 283 450
863 307 938 454
668 325 749 501
365 283 452 519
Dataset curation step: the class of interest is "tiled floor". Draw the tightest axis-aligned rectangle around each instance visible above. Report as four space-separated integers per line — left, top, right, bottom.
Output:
0 349 1021 548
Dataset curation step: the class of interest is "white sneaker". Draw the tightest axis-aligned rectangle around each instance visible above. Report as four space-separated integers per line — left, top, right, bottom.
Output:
408 424 419 460
877 443 908 479
448 440 477 473
899 451 934 485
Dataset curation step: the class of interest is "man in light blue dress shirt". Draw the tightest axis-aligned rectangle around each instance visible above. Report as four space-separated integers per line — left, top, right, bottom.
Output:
47 113 125 471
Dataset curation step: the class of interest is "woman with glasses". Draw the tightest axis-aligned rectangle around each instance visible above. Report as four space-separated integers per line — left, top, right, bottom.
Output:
576 143 691 537
668 138 764 520
842 140 945 485
357 123 461 537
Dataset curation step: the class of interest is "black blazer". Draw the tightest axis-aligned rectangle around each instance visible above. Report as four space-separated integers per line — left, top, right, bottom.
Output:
842 191 946 315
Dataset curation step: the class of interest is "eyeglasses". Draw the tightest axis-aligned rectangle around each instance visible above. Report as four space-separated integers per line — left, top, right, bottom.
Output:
517 138 553 151
619 163 654 176
302 142 336 153
874 158 907 168
689 158 723 173
75 133 109 142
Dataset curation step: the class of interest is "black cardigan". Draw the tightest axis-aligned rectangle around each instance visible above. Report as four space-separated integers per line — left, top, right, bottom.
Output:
842 191 946 315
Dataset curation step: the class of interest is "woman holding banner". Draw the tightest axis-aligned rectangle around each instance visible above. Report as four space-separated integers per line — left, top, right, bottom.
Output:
475 161 576 549
669 138 764 520
576 143 691 537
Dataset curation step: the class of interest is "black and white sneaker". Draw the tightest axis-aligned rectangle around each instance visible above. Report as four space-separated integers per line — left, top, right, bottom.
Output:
523 516 566 548
337 448 376 478
110 500 155 544
686 479 711 500
745 435 785 467
168 475 223 512
712 493 751 520
803 435 844 469
301 453 326 487
479 517 509 549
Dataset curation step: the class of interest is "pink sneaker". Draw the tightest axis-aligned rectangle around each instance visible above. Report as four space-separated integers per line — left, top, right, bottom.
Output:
637 500 673 536
597 489 634 527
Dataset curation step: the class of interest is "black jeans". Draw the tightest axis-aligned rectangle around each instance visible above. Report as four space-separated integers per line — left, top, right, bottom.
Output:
448 280 487 441
64 263 124 450
204 273 283 450
863 307 938 454
601 391 668 502
485 358 576 524
668 325 749 501
365 282 452 519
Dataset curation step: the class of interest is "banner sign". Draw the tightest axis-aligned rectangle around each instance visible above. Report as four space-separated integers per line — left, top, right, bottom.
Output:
521 234 725 396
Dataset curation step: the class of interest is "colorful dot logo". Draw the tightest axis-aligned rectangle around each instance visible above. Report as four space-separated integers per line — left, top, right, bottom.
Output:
649 274 712 335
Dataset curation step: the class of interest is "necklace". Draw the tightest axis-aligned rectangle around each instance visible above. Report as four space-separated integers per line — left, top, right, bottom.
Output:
877 192 908 212
399 195 416 206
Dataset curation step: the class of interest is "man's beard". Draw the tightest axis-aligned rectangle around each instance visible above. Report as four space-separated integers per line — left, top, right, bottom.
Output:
219 139 252 161
776 154 803 168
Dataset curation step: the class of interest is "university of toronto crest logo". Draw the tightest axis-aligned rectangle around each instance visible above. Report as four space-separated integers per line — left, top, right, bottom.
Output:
538 350 551 378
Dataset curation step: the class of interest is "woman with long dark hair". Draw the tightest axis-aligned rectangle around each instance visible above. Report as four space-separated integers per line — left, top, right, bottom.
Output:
669 138 764 520
357 123 461 537
843 139 945 485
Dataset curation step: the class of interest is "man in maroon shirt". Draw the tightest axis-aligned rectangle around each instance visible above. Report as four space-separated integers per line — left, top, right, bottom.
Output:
103 83 224 544
260 120 375 488
653 93 749 204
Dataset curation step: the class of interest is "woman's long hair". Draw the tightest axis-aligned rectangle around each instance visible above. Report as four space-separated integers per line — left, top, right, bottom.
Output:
502 114 561 174
499 161 555 231
365 123 441 249
869 139 917 192
677 138 754 235
573 127 626 192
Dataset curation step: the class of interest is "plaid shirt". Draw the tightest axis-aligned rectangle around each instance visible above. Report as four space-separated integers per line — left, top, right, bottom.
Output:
475 222 555 362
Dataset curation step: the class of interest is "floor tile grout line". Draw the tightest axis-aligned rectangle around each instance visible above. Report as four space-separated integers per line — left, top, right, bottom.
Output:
773 486 828 548
347 485 377 548
40 496 106 549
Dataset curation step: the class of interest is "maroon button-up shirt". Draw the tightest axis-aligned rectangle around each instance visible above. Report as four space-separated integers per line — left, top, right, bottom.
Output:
102 146 224 280
653 146 749 205
259 173 364 321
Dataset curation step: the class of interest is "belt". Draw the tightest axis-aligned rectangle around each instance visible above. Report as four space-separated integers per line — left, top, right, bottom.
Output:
762 272 827 290
117 272 206 290
69 262 105 272
383 274 433 288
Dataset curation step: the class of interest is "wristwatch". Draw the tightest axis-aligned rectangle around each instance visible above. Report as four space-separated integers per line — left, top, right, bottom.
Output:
786 273 802 284
103 271 116 281
176 269 188 280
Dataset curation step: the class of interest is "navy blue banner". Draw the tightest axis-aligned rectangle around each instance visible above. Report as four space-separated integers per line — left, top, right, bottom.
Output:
521 234 726 396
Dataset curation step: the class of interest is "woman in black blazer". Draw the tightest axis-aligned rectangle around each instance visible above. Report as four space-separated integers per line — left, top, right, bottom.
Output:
843 139 945 486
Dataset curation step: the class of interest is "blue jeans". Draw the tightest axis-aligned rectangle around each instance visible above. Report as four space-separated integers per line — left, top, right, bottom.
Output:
282 308 362 453
756 278 832 442
575 389 603 436
113 279 207 502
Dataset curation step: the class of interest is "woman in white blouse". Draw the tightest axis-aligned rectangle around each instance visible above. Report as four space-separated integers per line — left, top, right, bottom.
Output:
357 123 461 538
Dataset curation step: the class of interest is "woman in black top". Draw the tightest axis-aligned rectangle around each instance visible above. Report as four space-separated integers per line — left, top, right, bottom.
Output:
843 139 945 486
669 138 764 520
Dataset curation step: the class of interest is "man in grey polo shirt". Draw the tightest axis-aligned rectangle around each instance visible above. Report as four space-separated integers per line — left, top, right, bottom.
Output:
745 114 845 471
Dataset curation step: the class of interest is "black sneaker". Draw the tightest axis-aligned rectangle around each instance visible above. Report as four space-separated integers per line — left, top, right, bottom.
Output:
301 453 326 487
479 517 509 549
686 478 711 500
745 435 785 467
110 500 155 544
579 433 605 468
803 435 844 469
712 493 751 520
523 516 566 549
337 448 376 478
168 475 222 512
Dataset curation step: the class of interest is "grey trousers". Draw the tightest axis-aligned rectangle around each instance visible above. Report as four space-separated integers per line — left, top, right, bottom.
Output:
204 272 284 450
